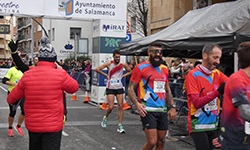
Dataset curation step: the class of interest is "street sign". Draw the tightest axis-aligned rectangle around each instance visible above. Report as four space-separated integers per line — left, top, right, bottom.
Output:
126 33 131 42
17 50 22 56
0 25 10 34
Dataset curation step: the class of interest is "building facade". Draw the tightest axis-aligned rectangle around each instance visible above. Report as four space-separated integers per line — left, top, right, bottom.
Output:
148 0 236 35
16 17 42 58
0 16 14 59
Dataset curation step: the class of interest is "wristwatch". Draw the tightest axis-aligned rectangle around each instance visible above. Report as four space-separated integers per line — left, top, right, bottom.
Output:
170 104 176 109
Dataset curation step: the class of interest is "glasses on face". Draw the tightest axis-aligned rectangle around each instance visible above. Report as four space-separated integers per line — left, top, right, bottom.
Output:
150 49 163 55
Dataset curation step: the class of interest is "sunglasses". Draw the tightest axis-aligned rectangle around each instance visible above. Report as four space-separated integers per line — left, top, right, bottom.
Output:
150 49 163 55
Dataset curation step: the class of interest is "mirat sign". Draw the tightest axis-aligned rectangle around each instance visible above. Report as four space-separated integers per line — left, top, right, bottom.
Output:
93 19 126 38
0 0 126 21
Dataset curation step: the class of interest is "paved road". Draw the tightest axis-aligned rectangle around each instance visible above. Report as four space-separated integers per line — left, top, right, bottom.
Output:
0 82 195 150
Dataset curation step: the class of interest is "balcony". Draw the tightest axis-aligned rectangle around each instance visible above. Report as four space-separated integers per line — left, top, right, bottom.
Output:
18 35 25 41
26 18 31 26
18 21 25 29
0 43 5 49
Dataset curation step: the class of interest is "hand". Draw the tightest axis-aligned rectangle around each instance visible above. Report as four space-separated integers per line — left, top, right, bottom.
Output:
135 102 147 117
168 107 176 121
217 82 226 95
8 39 19 54
54 62 62 69
182 90 186 94
105 74 109 80
212 137 221 148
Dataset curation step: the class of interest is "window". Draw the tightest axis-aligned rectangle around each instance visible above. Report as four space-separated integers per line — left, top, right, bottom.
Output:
34 41 36 48
52 28 55 41
70 28 81 39
0 16 4 19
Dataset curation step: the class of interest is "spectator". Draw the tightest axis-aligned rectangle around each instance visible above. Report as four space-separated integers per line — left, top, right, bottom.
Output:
139 58 144 64
170 59 182 79
7 37 79 150
84 60 92 91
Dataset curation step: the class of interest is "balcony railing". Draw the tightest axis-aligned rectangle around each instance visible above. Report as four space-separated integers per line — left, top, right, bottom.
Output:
18 22 25 29
18 35 25 41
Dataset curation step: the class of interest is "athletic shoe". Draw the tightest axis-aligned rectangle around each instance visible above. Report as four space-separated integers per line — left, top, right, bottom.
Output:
101 116 108 128
15 125 24 136
117 125 125 133
8 129 13 137
165 130 178 142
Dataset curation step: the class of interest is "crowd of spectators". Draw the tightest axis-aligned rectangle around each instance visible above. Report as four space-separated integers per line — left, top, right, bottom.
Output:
0 59 13 68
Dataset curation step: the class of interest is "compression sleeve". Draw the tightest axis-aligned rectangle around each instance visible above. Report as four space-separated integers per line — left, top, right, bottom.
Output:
189 90 220 109
2 77 9 84
12 53 29 73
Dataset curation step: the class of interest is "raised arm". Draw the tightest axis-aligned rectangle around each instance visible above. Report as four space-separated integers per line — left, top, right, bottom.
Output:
8 40 29 73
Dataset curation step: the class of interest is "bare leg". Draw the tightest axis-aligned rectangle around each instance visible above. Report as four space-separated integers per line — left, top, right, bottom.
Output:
155 130 167 150
8 115 14 128
116 94 123 124
142 128 158 150
105 95 115 118
17 114 25 126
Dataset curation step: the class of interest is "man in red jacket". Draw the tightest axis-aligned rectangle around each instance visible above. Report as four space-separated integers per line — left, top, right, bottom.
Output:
7 37 79 150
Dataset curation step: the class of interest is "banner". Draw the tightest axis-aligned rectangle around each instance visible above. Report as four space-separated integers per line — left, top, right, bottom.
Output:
0 0 127 20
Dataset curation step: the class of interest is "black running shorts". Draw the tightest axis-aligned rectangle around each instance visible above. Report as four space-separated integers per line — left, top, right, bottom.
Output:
106 88 125 96
141 112 168 130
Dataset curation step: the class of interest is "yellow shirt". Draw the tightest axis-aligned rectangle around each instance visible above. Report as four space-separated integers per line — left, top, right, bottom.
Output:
4 67 23 92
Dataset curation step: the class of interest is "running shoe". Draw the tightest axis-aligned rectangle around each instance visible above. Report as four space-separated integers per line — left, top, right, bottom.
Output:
8 129 13 137
101 116 108 128
15 125 24 136
117 125 125 133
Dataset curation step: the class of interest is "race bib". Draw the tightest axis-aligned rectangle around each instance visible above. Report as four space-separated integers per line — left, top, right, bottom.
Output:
245 121 250 135
110 78 120 85
154 81 165 93
204 97 218 111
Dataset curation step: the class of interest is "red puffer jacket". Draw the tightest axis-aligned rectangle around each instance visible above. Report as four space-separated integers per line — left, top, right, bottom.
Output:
7 61 79 133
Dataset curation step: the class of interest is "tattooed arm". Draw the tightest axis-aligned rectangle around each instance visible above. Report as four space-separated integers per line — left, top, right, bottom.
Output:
165 82 174 106
127 80 147 117
165 82 176 120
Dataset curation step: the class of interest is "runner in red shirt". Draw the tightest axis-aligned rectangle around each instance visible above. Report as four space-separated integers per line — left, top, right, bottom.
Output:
218 42 250 150
185 43 228 150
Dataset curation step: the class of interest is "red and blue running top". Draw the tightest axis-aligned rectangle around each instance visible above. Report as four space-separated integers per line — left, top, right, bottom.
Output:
130 61 169 112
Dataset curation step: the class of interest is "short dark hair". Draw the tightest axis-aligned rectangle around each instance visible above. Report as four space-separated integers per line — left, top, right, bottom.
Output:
237 42 250 68
202 43 222 56
148 42 162 50
113 49 120 56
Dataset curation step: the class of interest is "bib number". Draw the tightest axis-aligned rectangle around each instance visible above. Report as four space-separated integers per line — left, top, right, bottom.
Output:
110 78 119 85
245 121 250 135
154 81 165 93
204 98 218 111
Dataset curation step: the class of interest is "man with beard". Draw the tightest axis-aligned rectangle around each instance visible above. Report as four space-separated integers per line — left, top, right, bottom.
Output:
127 42 176 150
185 43 228 150
95 50 132 133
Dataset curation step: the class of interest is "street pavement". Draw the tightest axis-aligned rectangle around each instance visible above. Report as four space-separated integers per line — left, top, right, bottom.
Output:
0 82 197 150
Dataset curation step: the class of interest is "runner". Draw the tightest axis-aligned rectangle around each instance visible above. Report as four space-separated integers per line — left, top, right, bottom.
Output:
94 50 132 133
127 42 176 150
185 43 228 150
2 62 24 136
218 41 250 150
